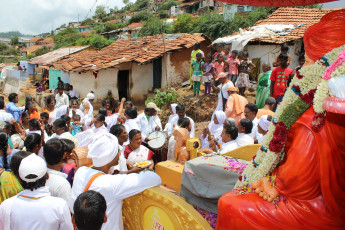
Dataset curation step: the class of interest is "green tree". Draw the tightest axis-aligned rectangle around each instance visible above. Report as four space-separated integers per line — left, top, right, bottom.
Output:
53 27 83 48
187 7 277 40
158 0 179 11
76 34 113 49
34 46 50 56
95 5 107 20
104 22 128 32
80 18 96 26
130 11 154 23
10 36 19 46
123 0 129 4
172 14 200 33
138 17 171 37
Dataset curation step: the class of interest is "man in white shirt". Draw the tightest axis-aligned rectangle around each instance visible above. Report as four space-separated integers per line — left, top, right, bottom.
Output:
0 99 14 122
68 85 79 99
244 103 262 144
55 86 69 108
219 119 238 154
70 133 161 230
44 138 72 203
170 104 195 137
137 102 162 143
236 118 254 147
211 72 234 114
0 154 73 230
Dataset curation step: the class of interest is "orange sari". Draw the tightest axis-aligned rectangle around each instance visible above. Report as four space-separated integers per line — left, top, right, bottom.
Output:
216 108 345 229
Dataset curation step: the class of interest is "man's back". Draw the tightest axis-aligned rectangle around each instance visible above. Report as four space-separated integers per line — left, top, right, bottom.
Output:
70 167 161 230
0 187 72 230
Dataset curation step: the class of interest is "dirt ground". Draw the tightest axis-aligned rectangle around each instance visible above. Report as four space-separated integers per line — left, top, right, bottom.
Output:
158 84 256 139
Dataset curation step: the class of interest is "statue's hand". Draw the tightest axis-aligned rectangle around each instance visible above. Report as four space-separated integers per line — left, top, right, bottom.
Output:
252 177 279 203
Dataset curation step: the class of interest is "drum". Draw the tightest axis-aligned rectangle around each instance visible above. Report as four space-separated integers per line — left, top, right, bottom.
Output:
147 131 167 150
71 147 92 169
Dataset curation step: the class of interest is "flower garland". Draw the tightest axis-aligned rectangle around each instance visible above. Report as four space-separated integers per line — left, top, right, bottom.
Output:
312 46 345 129
236 45 345 188
235 61 328 188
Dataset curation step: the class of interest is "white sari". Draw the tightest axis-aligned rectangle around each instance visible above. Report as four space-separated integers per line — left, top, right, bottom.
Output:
200 111 226 148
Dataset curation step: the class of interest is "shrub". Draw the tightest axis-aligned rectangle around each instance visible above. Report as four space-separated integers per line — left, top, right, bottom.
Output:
145 88 179 109
138 17 171 37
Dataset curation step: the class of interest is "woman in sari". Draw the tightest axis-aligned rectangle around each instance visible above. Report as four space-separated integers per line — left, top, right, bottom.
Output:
200 111 226 149
124 129 154 165
255 63 272 109
41 95 57 125
0 139 31 204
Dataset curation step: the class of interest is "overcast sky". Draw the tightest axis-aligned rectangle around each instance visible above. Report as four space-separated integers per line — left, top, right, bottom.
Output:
0 0 344 35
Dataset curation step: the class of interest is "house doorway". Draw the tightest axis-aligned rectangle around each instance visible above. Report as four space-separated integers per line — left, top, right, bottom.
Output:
118 70 129 99
153 57 162 89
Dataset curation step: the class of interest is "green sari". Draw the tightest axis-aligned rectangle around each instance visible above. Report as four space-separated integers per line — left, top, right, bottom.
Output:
256 70 272 109
0 171 23 204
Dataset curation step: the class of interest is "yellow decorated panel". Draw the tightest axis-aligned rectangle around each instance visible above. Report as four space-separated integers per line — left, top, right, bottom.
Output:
122 187 212 230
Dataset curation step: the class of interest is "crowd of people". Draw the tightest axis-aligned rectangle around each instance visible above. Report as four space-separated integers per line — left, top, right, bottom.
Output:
0 40 304 230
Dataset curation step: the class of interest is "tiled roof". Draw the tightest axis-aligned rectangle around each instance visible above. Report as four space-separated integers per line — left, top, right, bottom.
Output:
28 37 43 43
77 25 93 28
29 46 90 65
178 0 201 8
48 33 211 72
81 30 96 37
251 7 338 44
41 37 54 43
0 63 16 72
22 45 42 53
103 19 119 24
124 22 144 30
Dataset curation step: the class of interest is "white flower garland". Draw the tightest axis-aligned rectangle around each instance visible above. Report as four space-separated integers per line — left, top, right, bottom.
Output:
235 55 330 188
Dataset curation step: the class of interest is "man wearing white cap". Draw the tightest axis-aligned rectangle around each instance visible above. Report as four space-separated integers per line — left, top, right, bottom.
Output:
70 133 161 230
137 102 162 143
257 115 272 144
0 153 73 230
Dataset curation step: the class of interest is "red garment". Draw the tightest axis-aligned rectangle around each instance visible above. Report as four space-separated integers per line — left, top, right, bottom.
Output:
124 145 154 160
270 66 293 98
30 111 40 120
216 108 345 229
214 62 226 77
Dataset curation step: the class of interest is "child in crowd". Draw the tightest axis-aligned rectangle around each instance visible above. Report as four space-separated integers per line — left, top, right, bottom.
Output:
203 54 214 95
270 53 293 111
223 46 231 60
191 53 204 96
45 124 53 137
237 51 255 96
289 53 306 84
71 114 84 136
21 111 30 130
40 112 49 125
102 99 112 116
212 44 224 60
213 53 227 81
226 50 241 85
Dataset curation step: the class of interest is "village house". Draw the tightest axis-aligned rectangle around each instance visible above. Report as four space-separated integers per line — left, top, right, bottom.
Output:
212 7 339 79
28 46 95 87
47 33 211 101
77 25 94 33
101 22 144 40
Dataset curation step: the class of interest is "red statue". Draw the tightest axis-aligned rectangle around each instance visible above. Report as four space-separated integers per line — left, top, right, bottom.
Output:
216 10 345 229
